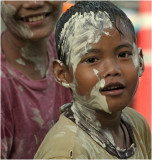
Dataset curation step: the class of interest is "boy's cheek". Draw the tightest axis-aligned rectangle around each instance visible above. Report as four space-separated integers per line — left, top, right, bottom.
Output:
75 85 92 98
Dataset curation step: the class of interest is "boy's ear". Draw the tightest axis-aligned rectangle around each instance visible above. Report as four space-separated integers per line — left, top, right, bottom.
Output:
138 48 145 77
53 60 71 88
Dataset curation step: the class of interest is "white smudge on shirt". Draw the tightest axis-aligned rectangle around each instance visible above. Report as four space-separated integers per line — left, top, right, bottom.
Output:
31 108 44 129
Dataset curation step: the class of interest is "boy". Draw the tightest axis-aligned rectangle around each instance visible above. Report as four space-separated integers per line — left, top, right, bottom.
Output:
1 1 71 159
34 1 151 159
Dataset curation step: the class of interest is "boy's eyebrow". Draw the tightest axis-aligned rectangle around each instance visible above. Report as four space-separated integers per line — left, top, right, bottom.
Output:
86 48 101 54
85 43 133 55
114 43 133 52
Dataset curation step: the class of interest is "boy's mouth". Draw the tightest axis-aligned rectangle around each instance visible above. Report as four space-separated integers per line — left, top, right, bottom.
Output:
20 12 50 23
100 82 125 96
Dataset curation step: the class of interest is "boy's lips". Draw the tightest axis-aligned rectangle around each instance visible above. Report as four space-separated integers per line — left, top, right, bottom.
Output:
100 82 125 96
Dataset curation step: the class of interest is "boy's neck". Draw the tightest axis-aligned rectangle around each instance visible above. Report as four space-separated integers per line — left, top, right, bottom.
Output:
72 101 122 130
95 109 122 129
2 30 49 80
72 101 130 149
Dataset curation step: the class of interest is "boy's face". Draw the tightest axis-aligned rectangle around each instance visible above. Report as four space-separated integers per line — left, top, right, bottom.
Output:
55 12 144 114
1 1 63 39
72 27 142 113
67 28 143 114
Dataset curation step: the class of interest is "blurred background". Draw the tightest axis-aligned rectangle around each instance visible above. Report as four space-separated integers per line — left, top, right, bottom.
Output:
62 1 151 129
1 1 151 128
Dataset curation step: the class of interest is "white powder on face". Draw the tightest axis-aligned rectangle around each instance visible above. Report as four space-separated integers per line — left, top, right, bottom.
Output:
70 78 110 114
88 79 110 113
1 2 33 39
93 69 99 80
59 11 112 113
100 79 105 89
59 11 112 71
132 43 144 77
93 69 105 88
132 43 139 68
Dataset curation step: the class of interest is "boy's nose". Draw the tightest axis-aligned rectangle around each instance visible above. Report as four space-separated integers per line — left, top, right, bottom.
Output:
23 1 45 9
102 60 121 78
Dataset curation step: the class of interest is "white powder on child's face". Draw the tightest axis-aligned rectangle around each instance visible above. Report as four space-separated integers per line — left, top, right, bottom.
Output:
132 43 139 68
59 11 112 70
93 69 105 88
1 2 33 39
87 79 110 113
132 43 144 78
59 11 112 113
93 69 99 80
100 79 105 88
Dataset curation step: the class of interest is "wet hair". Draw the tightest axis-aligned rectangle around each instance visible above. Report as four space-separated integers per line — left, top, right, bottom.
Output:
55 1 136 65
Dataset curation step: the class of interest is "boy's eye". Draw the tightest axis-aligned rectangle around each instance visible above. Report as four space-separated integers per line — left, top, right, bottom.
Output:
118 52 132 58
84 57 99 63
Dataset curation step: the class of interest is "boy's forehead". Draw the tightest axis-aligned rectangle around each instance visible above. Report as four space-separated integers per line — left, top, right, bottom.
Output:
62 10 132 43
59 10 135 67
60 11 113 48
60 11 112 59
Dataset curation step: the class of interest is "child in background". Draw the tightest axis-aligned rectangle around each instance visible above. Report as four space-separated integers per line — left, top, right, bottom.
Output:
34 1 151 159
1 1 71 159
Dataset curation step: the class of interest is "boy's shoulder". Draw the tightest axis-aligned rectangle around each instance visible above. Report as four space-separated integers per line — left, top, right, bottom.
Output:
122 107 150 135
123 107 148 124
34 114 82 159
34 113 99 159
122 107 151 158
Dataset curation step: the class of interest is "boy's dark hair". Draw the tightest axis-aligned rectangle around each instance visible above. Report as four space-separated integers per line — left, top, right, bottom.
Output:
55 1 136 65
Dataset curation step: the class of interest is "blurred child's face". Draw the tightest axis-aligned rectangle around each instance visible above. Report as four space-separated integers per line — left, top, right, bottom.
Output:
1 1 63 39
58 12 144 113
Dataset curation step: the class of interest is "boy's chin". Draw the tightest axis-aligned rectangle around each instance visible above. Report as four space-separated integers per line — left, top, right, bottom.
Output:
108 106 126 114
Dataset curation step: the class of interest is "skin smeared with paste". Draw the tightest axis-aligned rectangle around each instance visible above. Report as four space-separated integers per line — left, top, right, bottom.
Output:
130 43 143 96
58 11 115 147
132 43 140 68
59 11 112 114
58 10 142 151
1 2 33 39
132 43 144 78
57 9 145 151
1 2 48 77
